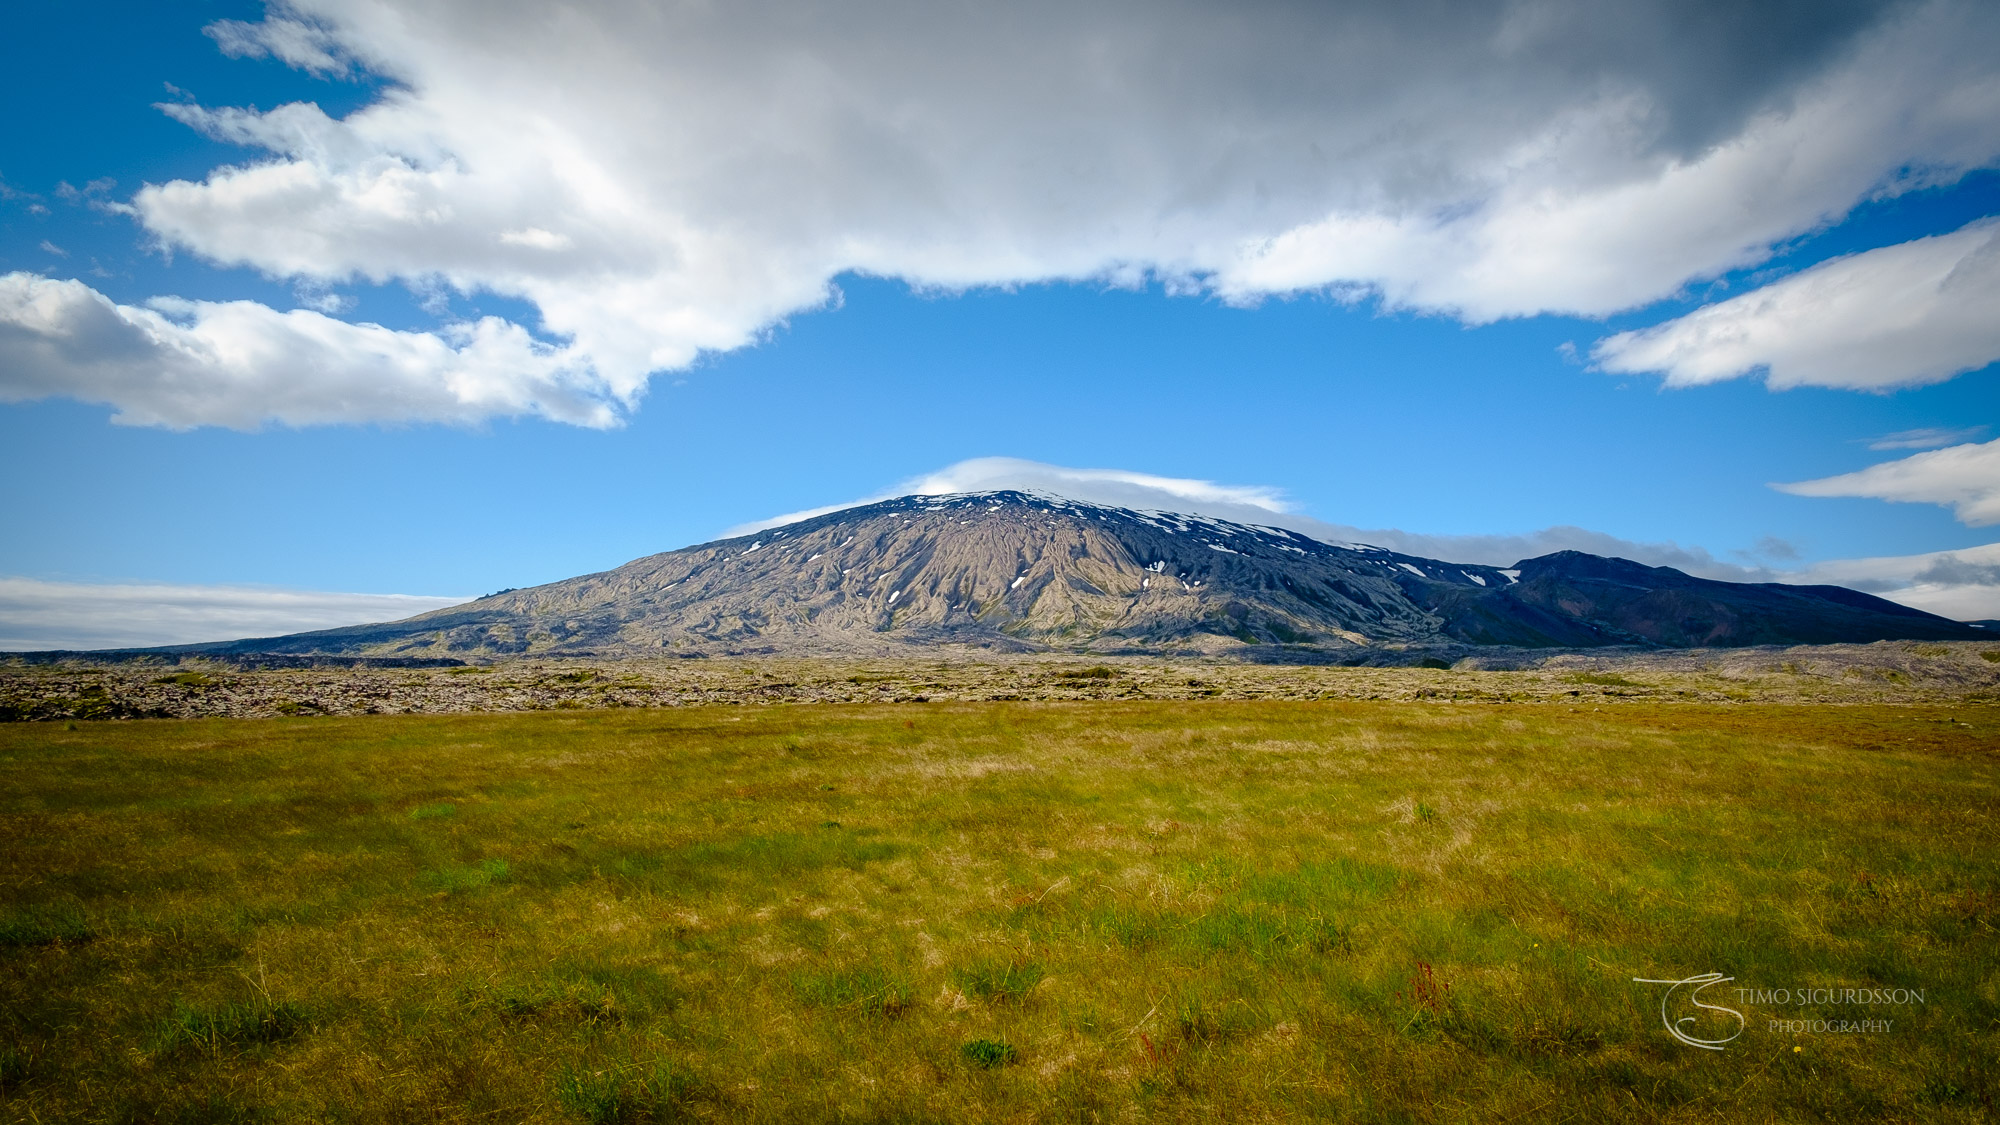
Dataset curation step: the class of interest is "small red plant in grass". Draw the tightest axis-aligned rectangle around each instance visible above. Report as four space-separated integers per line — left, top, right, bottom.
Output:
1399 960 1450 1014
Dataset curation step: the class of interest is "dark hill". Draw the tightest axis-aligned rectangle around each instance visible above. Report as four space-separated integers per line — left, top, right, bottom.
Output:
1402 550 1978 648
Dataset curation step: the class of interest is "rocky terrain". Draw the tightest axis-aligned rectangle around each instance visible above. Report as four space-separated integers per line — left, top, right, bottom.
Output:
75 491 1986 662
7 640 1999 721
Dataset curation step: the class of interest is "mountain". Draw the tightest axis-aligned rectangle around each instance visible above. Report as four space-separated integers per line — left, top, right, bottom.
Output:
157 491 1984 661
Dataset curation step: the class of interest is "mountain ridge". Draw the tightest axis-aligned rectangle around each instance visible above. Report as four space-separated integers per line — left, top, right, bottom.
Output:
107 490 1982 660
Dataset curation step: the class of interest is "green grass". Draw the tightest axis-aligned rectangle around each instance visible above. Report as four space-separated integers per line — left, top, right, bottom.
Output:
0 701 1995 1122
152 672 215 688
1566 671 1646 687
1055 666 1119 680
554 1060 707 1123
151 997 309 1058
953 958 1046 1004
0 902 91 948
793 966 914 1016
960 1038 1017 1068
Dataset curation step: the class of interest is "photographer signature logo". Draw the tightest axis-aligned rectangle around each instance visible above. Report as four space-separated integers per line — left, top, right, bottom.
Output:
1632 972 1745 1050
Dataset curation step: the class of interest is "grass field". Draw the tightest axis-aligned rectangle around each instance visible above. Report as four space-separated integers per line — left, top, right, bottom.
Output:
2 701 1996 1122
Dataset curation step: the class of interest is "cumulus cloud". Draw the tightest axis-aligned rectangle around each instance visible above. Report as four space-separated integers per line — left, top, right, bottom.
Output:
1594 218 2000 390
0 577 468 651
47 0 1988 426
0 272 615 428
1777 437 2000 526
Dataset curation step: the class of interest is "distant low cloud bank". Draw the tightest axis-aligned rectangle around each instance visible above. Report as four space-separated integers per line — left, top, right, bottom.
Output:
1788 543 2000 622
0 578 470 652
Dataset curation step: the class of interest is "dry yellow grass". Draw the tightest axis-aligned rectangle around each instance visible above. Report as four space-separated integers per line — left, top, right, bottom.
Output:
1 700 1996 1122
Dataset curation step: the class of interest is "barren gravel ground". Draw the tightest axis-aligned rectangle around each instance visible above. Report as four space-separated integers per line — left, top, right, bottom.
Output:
6 639 2000 720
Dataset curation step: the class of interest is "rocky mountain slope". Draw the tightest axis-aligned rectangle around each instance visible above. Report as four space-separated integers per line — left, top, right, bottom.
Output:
158 491 1984 660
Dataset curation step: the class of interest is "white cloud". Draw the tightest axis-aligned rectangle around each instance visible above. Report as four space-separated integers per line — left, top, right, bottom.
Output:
907 458 1292 516
1867 426 1986 451
44 0 1986 426
0 577 469 651
1594 218 2000 390
1787 542 2000 620
1778 437 2000 526
730 457 1295 536
499 228 573 251
291 282 354 314
203 14 351 76
0 272 616 428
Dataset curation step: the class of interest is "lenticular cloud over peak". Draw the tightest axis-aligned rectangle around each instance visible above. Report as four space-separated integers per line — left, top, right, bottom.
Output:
906 459 1294 517
727 458 1298 537
9 0 2000 427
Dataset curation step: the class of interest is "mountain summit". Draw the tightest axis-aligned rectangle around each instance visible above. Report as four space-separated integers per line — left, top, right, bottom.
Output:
173 491 1983 660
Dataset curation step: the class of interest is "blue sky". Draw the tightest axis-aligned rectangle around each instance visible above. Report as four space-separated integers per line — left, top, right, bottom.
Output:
3 0 1999 646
